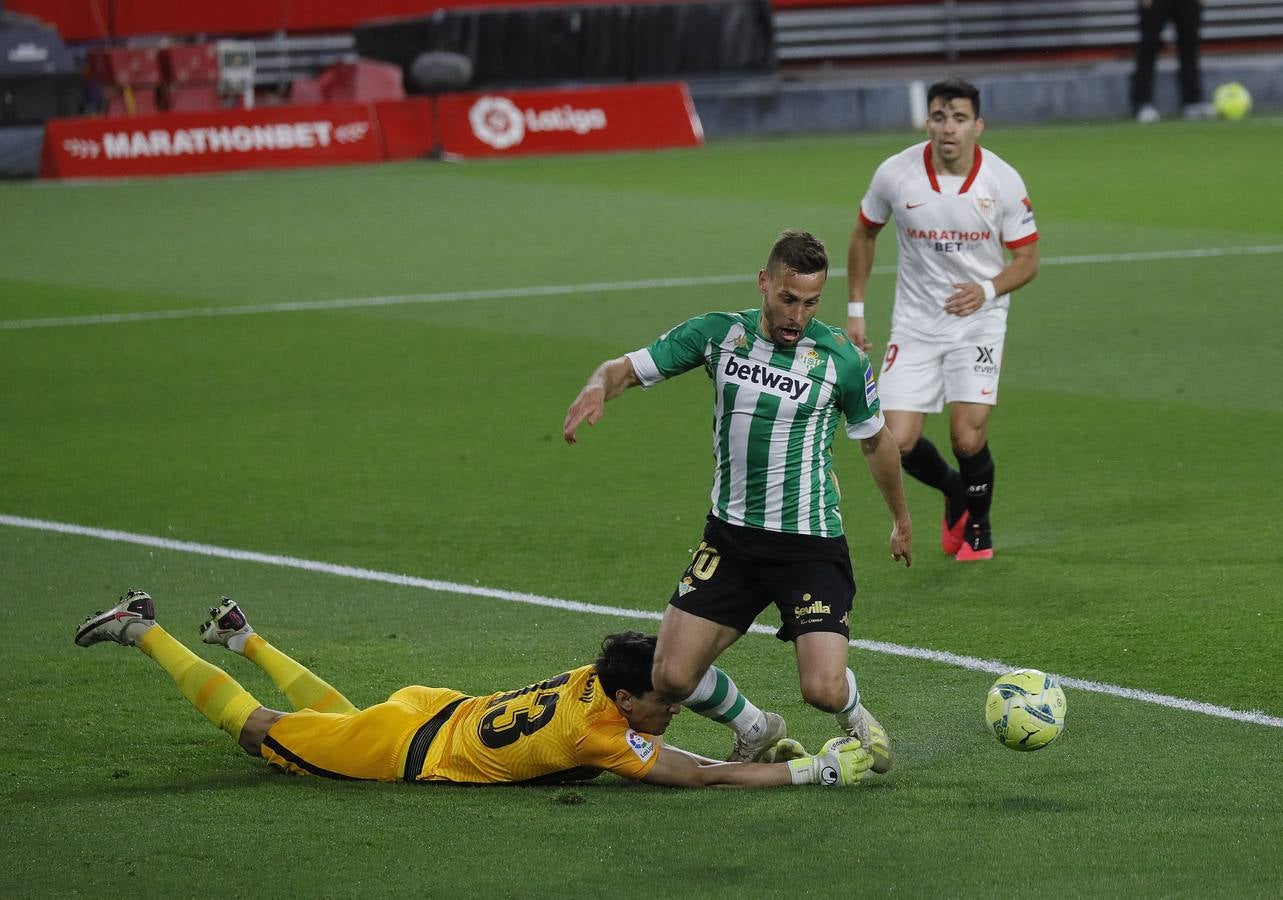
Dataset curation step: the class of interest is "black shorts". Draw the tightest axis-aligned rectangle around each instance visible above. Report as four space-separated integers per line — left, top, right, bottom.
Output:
668 514 857 642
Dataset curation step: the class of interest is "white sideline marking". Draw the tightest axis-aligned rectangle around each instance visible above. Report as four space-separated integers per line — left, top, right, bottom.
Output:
5 512 1281 730
3 244 1282 331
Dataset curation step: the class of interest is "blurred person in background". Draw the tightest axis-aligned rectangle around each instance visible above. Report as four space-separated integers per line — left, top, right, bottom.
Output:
1131 0 1214 122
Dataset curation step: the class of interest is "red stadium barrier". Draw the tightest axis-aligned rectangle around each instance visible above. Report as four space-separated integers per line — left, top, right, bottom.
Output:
375 98 436 161
438 83 702 159
39 84 698 178
41 103 386 178
10 0 697 41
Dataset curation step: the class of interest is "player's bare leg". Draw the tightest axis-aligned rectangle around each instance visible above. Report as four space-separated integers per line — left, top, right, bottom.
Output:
653 606 741 698
887 409 969 554
949 401 989 456
793 631 850 712
950 402 994 561
653 606 784 761
238 707 286 755
883 409 926 454
795 632 891 773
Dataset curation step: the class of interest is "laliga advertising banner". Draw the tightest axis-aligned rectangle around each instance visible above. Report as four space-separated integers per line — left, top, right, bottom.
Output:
439 82 703 158
41 103 384 179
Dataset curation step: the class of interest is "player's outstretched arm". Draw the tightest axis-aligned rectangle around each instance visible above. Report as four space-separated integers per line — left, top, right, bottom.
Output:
859 424 912 567
563 356 641 444
845 218 882 352
640 744 789 787
639 740 871 788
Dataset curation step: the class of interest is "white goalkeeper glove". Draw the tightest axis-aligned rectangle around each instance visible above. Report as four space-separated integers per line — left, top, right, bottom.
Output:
786 736 872 786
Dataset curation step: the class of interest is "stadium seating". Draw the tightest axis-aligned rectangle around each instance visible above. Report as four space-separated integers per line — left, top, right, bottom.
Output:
87 46 160 116
289 59 404 106
159 44 220 111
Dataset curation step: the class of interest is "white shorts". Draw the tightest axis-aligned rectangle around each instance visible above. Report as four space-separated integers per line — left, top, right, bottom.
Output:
876 333 1005 413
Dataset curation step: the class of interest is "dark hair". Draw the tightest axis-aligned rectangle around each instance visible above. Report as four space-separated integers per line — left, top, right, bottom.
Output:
594 631 657 698
927 78 981 117
766 229 828 276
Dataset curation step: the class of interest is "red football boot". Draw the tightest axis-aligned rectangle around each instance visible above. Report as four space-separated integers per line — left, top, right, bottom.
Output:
941 504 969 555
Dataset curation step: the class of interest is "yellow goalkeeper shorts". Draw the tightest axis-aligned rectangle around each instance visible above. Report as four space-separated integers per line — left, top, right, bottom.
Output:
259 685 468 781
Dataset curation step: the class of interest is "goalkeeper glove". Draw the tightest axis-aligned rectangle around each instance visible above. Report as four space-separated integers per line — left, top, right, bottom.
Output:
786 736 872 786
759 738 808 764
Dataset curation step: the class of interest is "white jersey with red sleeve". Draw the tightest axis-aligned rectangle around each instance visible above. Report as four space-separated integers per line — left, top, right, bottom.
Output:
859 140 1038 342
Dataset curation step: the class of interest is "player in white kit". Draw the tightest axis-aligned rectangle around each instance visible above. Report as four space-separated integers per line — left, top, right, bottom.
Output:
846 78 1039 560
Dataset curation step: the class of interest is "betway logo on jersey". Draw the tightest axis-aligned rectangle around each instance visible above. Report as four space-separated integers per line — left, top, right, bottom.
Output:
469 96 607 150
722 357 811 402
80 120 367 160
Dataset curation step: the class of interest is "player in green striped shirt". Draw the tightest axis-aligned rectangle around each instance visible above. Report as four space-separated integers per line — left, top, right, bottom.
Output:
564 230 911 774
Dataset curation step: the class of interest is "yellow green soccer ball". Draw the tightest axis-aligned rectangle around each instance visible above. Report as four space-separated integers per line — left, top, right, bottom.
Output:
1212 82 1253 121
984 669 1066 751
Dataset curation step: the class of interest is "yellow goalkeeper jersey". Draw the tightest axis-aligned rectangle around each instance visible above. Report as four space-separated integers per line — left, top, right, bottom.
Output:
417 664 660 784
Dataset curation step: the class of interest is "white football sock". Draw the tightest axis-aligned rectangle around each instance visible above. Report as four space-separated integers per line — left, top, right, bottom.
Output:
681 666 766 738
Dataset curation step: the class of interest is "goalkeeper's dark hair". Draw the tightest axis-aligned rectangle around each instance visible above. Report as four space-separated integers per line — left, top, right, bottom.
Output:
766 229 828 277
594 631 657 698
927 77 981 116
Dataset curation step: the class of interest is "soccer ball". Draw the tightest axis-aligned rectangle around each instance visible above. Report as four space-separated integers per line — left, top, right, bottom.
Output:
1212 83 1252 121
984 668 1066 751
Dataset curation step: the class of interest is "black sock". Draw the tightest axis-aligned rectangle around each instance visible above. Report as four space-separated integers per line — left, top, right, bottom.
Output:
902 438 964 520
956 444 995 529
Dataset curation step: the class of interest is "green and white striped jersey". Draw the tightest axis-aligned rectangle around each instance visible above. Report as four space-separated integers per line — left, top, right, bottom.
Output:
626 309 884 537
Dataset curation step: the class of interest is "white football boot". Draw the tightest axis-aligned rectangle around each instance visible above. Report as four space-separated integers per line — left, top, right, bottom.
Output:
199 597 254 649
74 589 156 647
839 703 893 774
727 711 788 762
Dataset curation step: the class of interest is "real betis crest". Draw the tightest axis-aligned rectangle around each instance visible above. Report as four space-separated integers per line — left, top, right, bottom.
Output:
802 349 822 370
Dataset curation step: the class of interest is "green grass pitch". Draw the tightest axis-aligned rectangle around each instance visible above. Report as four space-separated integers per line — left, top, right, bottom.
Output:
2 116 1282 897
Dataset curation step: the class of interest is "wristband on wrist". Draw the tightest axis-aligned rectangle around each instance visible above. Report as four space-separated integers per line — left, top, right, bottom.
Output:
847 302 865 318
980 280 997 302
787 757 816 785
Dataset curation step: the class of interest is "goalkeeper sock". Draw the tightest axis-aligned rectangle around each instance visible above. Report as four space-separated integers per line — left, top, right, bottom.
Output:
903 437 965 522
241 634 358 714
956 443 995 527
680 666 767 739
137 626 260 743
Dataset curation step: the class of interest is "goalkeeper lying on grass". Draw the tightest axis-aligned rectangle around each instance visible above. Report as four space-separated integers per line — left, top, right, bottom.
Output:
76 590 874 788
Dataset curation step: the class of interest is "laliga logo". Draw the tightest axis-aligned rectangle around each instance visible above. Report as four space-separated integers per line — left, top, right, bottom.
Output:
469 96 525 150
468 95 609 149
